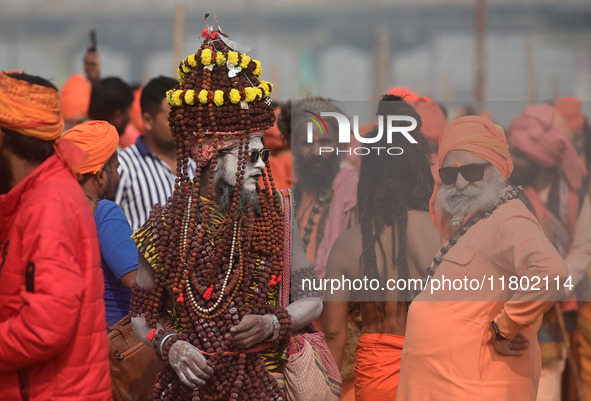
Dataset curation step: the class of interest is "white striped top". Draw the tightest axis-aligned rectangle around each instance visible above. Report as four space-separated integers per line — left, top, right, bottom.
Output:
116 136 196 232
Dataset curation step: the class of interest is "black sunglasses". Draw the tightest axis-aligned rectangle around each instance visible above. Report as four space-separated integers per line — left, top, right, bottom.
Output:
222 148 271 164
438 163 490 185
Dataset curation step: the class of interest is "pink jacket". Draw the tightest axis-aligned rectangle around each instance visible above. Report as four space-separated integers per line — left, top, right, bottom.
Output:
0 155 111 401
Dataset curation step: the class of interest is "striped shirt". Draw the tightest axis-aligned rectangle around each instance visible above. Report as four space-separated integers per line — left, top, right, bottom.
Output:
116 136 195 232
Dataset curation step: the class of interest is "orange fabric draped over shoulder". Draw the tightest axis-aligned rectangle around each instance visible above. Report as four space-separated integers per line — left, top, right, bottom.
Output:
430 115 513 237
0 71 64 140
61 120 119 175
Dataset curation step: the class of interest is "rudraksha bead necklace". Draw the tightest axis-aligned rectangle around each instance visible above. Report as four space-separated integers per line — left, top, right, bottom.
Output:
412 186 522 300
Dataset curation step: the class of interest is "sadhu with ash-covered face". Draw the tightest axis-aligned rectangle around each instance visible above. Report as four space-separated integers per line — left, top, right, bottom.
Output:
130 22 322 401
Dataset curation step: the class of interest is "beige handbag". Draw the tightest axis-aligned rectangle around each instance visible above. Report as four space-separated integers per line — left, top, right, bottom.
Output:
283 328 342 401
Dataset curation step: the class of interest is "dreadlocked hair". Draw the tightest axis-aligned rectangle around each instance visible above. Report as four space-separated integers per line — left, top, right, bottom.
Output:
358 95 434 314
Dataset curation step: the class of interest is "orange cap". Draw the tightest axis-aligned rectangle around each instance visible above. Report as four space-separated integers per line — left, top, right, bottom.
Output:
61 120 119 175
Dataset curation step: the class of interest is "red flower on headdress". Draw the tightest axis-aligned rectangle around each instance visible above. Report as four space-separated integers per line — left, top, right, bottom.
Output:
201 28 210 38
211 31 219 39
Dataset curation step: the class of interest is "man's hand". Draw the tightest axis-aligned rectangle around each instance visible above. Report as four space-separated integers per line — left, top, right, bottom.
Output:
168 340 214 388
492 332 530 356
230 314 274 348
83 46 101 83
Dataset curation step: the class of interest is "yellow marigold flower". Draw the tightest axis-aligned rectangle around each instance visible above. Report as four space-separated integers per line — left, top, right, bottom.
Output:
264 81 274 95
177 70 185 84
166 89 174 105
198 90 208 104
214 90 224 106
255 88 263 101
185 90 196 105
239 55 251 70
244 87 256 103
253 60 262 76
174 90 185 107
201 48 213 65
259 82 269 97
187 54 197 67
227 51 239 66
229 89 241 104
216 52 226 66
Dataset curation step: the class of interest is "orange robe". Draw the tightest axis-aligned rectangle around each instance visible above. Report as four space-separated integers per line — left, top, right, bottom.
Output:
354 333 404 401
397 199 567 401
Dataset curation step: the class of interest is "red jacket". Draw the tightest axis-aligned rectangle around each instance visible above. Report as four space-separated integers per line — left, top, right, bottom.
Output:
0 155 111 401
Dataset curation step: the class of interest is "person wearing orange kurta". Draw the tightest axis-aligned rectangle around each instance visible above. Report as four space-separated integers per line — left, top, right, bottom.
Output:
397 116 567 401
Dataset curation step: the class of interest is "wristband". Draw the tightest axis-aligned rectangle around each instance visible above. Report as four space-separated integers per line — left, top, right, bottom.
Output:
160 333 189 364
157 332 178 358
266 314 280 342
264 305 292 344
491 321 507 341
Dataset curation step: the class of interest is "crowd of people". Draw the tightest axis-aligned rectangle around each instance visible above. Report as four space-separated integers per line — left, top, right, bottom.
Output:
1 19 591 401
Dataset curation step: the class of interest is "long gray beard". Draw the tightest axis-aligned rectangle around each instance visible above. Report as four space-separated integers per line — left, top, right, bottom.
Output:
214 179 260 214
436 167 506 220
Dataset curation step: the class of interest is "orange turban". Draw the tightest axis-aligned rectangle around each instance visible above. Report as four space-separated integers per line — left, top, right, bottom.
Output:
387 86 421 101
60 73 91 124
555 97 585 132
430 116 513 236
386 87 447 145
61 120 118 175
0 71 64 140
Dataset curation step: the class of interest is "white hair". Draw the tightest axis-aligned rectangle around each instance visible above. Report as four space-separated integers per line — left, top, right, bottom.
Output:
436 166 506 219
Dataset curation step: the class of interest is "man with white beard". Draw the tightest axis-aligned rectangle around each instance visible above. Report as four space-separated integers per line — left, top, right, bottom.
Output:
397 116 568 401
